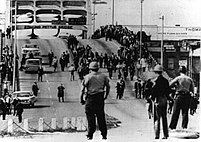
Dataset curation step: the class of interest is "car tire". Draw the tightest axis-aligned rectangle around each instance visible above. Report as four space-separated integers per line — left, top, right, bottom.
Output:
30 103 34 107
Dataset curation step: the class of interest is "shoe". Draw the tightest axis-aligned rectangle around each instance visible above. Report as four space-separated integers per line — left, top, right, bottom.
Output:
102 136 107 140
154 137 159 139
86 135 93 140
162 137 168 139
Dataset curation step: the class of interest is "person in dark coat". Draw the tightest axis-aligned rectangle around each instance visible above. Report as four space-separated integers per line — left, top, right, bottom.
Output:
150 65 171 139
12 97 19 116
116 77 126 99
107 62 113 79
48 50 54 67
59 55 66 71
16 100 24 123
32 82 39 96
57 83 65 102
6 26 11 39
52 56 58 72
38 65 44 82
144 79 153 99
64 50 70 67
134 79 142 99
0 97 7 120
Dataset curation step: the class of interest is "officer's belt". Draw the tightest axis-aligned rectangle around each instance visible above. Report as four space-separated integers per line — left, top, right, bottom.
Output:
176 91 190 96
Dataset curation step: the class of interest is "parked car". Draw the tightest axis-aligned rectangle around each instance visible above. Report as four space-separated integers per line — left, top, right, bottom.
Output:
24 58 42 73
12 91 37 106
21 44 41 57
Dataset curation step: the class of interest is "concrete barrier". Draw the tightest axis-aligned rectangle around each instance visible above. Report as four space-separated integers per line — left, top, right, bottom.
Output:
3 116 87 134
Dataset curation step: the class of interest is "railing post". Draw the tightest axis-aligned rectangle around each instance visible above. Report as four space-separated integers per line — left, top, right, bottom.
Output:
51 118 56 130
8 119 13 133
38 118 44 131
24 118 29 131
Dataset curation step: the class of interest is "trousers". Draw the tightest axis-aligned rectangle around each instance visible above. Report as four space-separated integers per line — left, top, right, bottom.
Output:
85 93 107 138
169 94 191 129
153 97 169 138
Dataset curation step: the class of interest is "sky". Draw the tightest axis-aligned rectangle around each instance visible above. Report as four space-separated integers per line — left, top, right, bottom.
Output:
95 0 201 28
0 0 201 30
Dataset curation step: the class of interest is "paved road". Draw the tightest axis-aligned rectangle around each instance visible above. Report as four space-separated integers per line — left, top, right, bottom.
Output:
0 36 199 142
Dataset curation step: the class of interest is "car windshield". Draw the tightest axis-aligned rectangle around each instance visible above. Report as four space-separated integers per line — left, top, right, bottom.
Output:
16 92 31 97
24 44 39 48
27 60 40 65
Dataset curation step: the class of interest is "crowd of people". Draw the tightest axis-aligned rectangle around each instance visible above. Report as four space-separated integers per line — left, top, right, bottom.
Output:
70 25 198 140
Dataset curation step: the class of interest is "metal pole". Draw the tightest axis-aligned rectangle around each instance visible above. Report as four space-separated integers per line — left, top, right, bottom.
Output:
93 2 96 33
160 16 164 67
140 0 143 60
12 0 17 92
112 0 114 25
0 30 2 97
10 0 13 44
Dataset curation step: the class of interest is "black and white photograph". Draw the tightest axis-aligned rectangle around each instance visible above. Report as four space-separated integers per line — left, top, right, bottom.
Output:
0 0 200 142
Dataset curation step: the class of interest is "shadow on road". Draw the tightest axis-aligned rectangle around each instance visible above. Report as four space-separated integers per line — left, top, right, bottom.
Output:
23 105 50 109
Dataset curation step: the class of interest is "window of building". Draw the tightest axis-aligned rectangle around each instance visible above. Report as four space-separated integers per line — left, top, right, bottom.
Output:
168 58 174 69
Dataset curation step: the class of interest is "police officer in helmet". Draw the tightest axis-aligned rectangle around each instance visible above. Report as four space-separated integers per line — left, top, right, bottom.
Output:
80 61 110 140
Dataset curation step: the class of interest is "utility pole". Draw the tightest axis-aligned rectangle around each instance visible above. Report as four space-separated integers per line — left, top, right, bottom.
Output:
12 0 17 92
93 1 96 33
140 0 144 60
112 0 114 25
160 15 164 67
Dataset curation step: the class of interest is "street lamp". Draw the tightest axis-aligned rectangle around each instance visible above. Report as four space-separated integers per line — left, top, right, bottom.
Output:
92 0 107 33
12 0 17 92
160 15 164 67
140 0 144 60
112 0 114 25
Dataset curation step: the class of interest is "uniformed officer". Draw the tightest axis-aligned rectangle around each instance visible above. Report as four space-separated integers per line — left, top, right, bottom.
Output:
16 100 24 123
80 61 110 140
151 65 171 139
169 66 194 130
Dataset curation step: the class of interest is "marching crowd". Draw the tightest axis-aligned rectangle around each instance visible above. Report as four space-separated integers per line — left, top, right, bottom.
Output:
0 25 199 140
0 42 24 123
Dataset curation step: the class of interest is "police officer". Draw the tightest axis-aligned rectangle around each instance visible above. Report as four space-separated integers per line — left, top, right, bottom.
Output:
169 66 194 130
151 65 171 139
80 61 110 140
16 100 24 123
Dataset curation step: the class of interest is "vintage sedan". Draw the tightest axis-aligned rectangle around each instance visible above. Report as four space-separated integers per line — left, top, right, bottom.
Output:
21 43 41 57
12 91 37 107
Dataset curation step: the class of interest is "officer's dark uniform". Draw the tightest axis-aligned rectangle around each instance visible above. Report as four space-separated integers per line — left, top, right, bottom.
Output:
169 66 194 129
16 100 24 123
151 65 171 139
80 61 110 140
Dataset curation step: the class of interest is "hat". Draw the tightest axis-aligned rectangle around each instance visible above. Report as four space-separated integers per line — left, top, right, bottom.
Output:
153 64 163 72
89 61 99 70
179 66 187 73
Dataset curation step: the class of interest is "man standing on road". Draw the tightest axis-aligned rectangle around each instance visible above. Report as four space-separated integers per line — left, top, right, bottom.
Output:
116 77 125 99
80 61 110 140
150 65 171 139
57 83 65 102
16 100 24 123
48 50 54 67
169 66 194 130
38 65 44 82
32 82 39 96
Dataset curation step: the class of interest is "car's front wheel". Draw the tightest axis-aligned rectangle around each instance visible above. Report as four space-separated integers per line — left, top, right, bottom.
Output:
30 103 35 107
